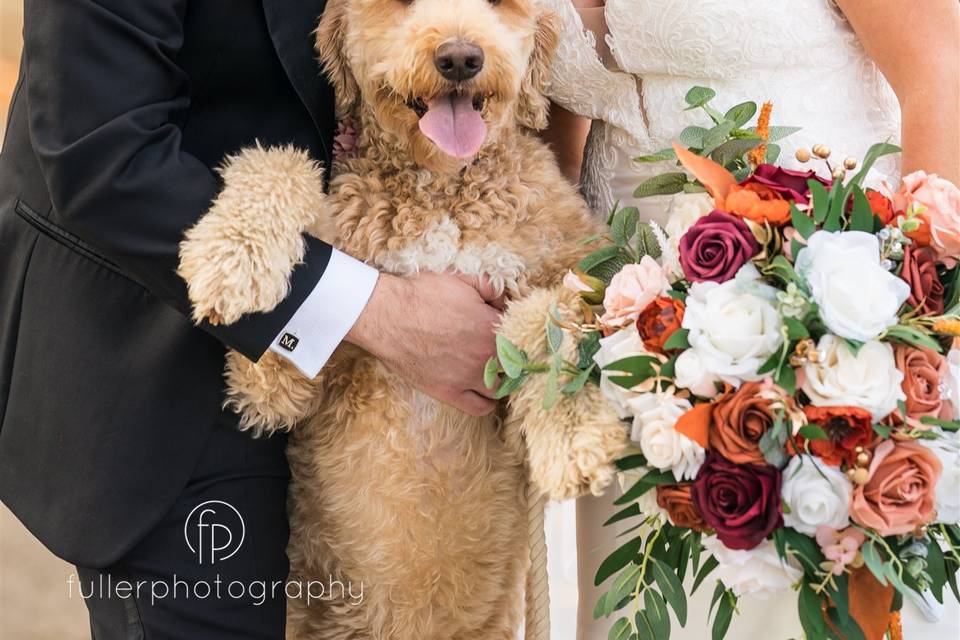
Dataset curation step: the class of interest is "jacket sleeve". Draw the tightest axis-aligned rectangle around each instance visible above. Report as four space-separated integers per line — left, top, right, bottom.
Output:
22 0 332 360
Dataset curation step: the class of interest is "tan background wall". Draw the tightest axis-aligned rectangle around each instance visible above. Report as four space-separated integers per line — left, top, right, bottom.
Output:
0 2 89 638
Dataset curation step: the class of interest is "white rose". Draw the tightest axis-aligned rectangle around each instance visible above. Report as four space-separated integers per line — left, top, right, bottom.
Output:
795 230 909 342
627 392 704 480
674 349 722 399
682 264 784 385
593 325 652 419
781 455 852 535
802 334 905 421
665 192 714 249
702 536 802 600
917 430 960 524
946 348 960 420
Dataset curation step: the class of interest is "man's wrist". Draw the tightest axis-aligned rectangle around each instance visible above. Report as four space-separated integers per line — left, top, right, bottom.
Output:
344 272 401 357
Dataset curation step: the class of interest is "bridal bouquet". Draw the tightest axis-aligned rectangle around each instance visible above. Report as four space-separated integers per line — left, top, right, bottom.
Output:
489 88 960 639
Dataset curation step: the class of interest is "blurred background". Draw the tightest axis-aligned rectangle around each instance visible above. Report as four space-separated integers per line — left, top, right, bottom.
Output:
0 2 89 638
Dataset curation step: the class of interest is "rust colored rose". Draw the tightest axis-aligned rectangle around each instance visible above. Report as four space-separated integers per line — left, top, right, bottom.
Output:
850 440 941 536
656 484 709 532
894 345 950 423
900 244 945 316
709 381 775 466
724 183 792 226
798 406 875 467
636 297 685 353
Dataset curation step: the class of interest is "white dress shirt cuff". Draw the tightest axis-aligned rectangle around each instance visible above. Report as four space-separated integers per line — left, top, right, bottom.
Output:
269 249 379 378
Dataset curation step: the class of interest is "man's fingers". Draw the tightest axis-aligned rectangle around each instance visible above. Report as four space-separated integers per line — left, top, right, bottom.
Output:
456 273 507 311
456 391 497 416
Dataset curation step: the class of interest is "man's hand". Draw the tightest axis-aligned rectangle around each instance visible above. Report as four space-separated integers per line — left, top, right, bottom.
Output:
345 272 503 416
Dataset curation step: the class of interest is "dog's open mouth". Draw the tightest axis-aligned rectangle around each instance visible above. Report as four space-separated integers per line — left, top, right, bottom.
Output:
411 93 487 159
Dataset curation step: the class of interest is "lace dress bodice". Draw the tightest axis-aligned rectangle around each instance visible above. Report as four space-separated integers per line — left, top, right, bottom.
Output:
541 0 901 223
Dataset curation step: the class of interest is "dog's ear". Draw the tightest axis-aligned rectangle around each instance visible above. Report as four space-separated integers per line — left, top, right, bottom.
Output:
316 0 360 118
515 10 561 131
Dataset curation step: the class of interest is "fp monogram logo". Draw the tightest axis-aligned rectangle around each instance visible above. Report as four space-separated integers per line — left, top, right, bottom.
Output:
184 500 246 564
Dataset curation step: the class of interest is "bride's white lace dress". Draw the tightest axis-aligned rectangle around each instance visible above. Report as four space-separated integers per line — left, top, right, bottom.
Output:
538 0 959 638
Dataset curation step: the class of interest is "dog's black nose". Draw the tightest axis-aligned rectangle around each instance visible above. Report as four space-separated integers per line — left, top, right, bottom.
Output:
434 42 484 81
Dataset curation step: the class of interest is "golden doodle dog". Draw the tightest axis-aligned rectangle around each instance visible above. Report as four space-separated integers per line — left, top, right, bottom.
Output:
178 0 627 637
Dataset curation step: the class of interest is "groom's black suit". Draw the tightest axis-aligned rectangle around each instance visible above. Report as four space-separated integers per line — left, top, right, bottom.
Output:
1 0 333 590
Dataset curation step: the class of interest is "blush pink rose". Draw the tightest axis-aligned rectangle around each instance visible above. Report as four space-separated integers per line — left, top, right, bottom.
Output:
892 171 960 266
600 256 669 327
850 440 941 536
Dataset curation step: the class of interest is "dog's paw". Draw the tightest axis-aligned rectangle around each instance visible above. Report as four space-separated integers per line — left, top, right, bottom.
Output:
178 144 327 325
517 383 628 501
224 350 324 435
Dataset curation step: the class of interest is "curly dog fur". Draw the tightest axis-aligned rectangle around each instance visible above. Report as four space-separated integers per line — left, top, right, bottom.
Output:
178 0 627 637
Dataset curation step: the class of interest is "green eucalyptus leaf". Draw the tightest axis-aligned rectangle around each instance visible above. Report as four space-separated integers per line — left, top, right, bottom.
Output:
635 148 677 163
711 591 735 640
692 555 719 594
595 536 644 586
543 364 559 410
493 373 526 399
849 187 876 232
764 143 781 164
607 617 632 640
684 86 717 108
724 101 758 127
604 503 642 527
651 558 687 626
562 366 595 396
790 203 816 239
679 126 708 148
643 589 671 639
546 318 564 355
495 335 526 378
611 206 641 246
710 137 764 167
635 222 663 259
749 125 802 143
483 356 500 389
701 121 736 155
810 179 830 223
634 172 689 198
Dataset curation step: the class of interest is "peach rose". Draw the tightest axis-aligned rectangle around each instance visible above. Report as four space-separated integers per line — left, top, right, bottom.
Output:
894 346 951 425
892 171 960 266
600 257 670 327
850 440 941 536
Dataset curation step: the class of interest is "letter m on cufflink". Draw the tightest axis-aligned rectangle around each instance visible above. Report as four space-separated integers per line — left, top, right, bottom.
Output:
278 333 299 352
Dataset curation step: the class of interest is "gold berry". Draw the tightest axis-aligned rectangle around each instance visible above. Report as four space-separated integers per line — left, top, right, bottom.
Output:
832 167 846 181
795 148 812 163
843 157 858 170
856 451 871 466
812 144 831 159
851 468 870 485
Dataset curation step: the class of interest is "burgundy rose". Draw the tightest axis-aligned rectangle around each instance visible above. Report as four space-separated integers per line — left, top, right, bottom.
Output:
679 211 760 283
900 244 945 315
691 452 783 550
745 164 831 206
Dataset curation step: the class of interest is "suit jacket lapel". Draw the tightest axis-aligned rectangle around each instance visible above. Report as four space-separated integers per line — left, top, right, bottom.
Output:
262 0 335 167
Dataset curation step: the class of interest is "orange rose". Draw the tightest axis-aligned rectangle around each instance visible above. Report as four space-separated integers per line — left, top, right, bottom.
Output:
709 381 775 465
656 484 710 532
865 189 895 226
725 183 792 226
850 440 941 536
636 297 685 353
797 406 875 467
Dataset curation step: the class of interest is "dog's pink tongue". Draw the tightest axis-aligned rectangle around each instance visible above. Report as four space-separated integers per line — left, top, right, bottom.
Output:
418 94 487 159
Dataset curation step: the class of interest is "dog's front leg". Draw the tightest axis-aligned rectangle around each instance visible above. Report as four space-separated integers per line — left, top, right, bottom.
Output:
178 144 328 326
178 144 329 433
499 286 629 501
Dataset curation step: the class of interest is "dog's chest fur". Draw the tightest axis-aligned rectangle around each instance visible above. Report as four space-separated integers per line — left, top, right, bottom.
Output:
324 137 550 296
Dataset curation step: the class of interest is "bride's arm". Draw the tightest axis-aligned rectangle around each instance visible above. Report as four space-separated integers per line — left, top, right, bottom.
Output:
835 0 959 183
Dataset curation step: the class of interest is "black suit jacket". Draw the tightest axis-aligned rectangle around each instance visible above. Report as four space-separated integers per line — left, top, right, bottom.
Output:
0 0 336 567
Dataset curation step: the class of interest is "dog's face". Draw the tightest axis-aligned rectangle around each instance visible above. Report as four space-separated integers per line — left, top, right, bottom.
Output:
317 0 560 167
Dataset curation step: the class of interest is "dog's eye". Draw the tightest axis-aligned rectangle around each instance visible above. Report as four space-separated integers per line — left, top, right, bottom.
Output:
488 0 501 5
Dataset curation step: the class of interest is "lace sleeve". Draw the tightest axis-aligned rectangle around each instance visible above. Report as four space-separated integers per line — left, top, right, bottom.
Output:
538 0 645 134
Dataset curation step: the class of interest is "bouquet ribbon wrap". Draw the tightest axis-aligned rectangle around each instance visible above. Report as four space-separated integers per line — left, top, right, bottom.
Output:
826 567 896 640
